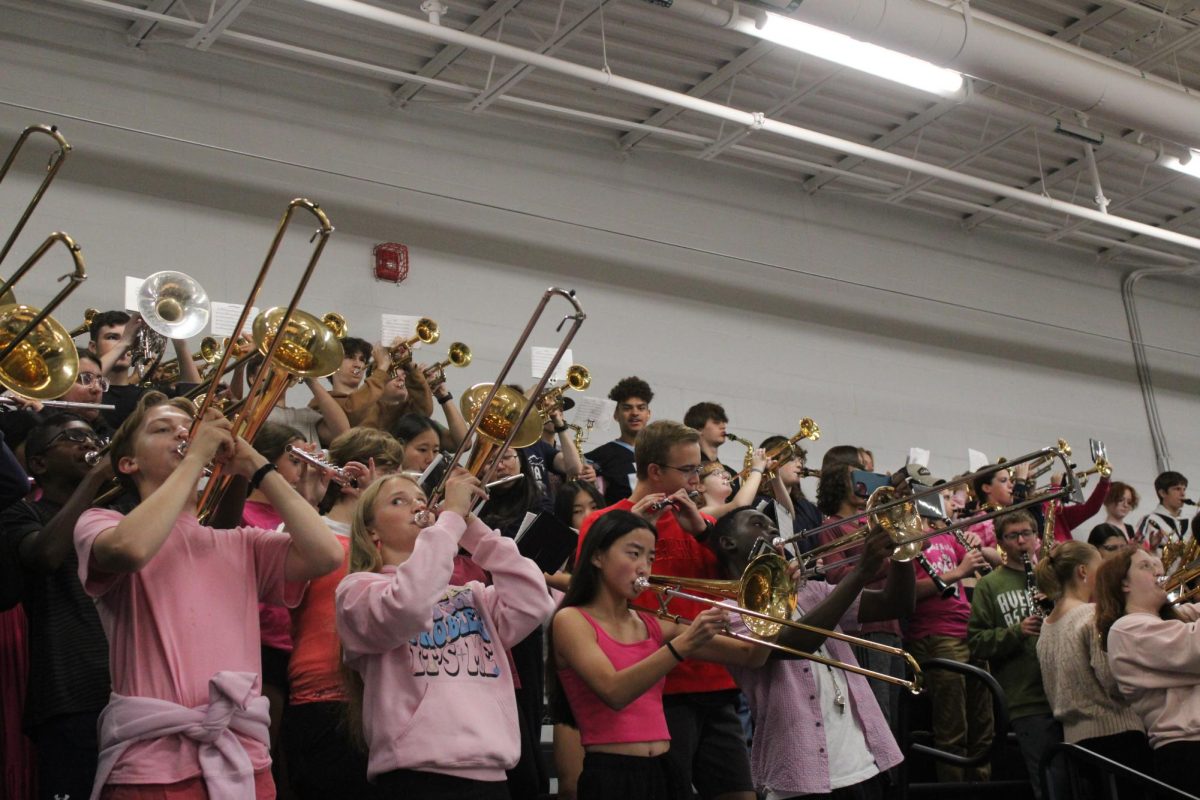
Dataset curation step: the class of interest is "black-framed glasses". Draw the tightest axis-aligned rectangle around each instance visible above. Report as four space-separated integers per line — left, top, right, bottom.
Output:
47 428 104 449
656 463 704 477
76 372 110 392
1001 529 1037 542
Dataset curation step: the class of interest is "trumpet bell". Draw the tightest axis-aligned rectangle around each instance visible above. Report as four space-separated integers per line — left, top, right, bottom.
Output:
461 382 544 449
798 417 820 441
138 271 210 339
566 364 590 392
415 317 439 346
447 342 471 368
322 312 348 339
252 307 345 378
0 303 78 399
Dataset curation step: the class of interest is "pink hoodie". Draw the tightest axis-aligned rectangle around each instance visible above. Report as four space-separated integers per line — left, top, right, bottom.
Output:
1107 609 1200 749
335 512 555 782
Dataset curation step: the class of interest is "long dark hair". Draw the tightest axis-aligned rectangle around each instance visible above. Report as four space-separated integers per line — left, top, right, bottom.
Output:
546 510 656 728
817 461 860 517
1093 546 1180 650
553 479 604 530
477 447 541 537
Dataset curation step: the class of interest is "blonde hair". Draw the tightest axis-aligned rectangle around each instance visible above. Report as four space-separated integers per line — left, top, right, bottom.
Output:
109 391 196 490
347 473 424 575
1035 540 1099 600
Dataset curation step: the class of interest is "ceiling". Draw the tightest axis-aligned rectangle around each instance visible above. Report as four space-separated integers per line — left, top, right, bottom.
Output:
5 0 1200 270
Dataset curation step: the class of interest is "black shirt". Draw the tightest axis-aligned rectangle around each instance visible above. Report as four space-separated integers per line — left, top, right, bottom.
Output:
586 440 636 506
0 498 110 729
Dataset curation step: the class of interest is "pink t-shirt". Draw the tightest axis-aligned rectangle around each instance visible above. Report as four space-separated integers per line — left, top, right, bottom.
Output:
74 507 304 786
906 533 970 641
243 500 294 654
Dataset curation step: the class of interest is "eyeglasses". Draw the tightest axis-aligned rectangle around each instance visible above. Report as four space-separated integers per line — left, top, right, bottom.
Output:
76 372 110 392
47 428 104 449
656 463 704 477
497 453 519 463
1001 529 1037 542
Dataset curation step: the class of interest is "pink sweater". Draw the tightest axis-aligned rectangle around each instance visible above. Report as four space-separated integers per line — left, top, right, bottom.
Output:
1107 609 1200 749
335 512 555 782
91 671 270 800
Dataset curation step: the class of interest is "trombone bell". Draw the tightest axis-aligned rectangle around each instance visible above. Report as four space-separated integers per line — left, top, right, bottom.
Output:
0 303 78 399
252 307 345 378
461 382 544 449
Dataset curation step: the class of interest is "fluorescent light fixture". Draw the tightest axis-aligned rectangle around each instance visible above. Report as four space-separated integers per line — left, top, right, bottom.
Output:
727 12 964 97
1165 150 1200 179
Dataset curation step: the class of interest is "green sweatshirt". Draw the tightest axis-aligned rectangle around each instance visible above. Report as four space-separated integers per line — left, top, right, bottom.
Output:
967 565 1050 721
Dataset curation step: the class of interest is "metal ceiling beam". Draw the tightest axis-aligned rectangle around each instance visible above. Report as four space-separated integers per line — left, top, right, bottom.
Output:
1099 204 1200 261
1130 21 1200 69
390 0 525 107
963 155 1096 230
1047 172 1183 242
884 119 1032 204
617 40 775 151
466 0 619 113
126 0 179 46
186 0 255 51
697 70 839 160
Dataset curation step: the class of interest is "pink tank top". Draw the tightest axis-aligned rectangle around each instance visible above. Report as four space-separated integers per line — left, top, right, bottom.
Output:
558 609 671 746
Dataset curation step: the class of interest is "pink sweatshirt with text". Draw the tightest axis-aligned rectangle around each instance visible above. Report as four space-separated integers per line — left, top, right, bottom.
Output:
335 512 554 782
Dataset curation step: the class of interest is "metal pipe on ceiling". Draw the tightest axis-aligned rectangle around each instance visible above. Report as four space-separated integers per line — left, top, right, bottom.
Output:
294 0 1200 257
760 0 1200 151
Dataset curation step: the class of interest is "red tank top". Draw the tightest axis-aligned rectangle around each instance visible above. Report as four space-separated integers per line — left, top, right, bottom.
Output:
558 609 671 746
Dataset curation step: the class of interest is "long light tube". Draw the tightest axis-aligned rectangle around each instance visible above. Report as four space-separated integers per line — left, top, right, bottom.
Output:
1164 149 1200 179
727 11 964 97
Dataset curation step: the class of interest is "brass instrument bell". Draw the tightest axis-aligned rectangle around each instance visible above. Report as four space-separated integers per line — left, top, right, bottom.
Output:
424 342 471 389
536 364 590 416
251 307 345 378
69 308 97 339
0 304 78 399
322 312 348 339
387 317 439 376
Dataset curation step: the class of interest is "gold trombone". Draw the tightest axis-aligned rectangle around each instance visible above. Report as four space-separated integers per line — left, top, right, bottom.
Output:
635 553 924 694
423 342 471 390
735 418 819 483
189 199 337 522
0 124 71 272
419 289 585 519
0 232 87 399
387 317 438 378
774 443 1084 573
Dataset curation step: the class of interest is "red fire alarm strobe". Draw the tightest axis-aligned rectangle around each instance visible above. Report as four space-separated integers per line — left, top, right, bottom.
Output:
374 243 409 284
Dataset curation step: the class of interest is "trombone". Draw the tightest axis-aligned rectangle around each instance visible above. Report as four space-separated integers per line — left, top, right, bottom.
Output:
775 444 1084 573
0 232 87 399
0 124 71 271
420 288 585 518
190 199 337 522
634 553 924 694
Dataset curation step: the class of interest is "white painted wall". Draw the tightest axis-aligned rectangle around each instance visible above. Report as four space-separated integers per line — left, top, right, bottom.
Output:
1 10 1197 534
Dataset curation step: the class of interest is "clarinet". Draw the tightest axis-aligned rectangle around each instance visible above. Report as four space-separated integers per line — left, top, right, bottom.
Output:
952 529 992 575
916 553 954 599
1022 552 1048 619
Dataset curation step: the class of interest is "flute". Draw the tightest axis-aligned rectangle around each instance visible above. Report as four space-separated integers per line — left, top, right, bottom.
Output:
0 397 115 411
648 490 702 513
285 444 359 488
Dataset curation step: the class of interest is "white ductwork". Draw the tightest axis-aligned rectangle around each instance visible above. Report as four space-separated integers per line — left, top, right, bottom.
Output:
293 0 1200 257
772 0 1200 150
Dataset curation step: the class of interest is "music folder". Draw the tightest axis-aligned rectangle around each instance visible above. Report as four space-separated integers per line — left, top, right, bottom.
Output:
513 512 578 573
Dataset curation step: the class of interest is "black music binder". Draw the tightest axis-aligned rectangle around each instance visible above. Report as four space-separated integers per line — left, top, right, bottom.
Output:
513 512 578 573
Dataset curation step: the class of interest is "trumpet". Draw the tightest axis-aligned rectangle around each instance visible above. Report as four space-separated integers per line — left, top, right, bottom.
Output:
634 553 923 694
536 364 590 416
322 312 348 339
423 342 471 390
419 289 585 525
1158 560 1200 605
68 308 98 339
736 418 819 483
285 444 359 488
387 317 438 378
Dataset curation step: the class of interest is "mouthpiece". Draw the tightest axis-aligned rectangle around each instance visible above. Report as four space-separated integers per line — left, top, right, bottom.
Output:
84 450 103 466
634 577 650 591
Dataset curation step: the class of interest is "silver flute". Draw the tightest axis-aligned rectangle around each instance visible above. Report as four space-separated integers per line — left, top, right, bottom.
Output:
0 397 115 411
648 490 702 513
285 444 359 488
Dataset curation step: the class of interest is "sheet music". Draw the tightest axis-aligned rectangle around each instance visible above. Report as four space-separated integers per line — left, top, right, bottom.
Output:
381 314 420 346
531 346 571 382
513 512 540 543
968 448 990 472
124 276 144 312
568 396 617 445
907 447 930 467
210 301 260 337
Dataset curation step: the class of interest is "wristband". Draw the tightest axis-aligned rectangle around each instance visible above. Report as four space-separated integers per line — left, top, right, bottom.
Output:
666 641 685 662
553 423 569 433
437 392 454 404
249 462 278 492
751 467 764 474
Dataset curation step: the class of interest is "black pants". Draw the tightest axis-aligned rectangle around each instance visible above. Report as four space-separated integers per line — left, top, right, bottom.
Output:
577 752 690 800
506 627 548 798
1074 730 1154 800
793 773 886 800
281 701 378 800
375 769 511 800
30 710 100 800
1154 741 1200 797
